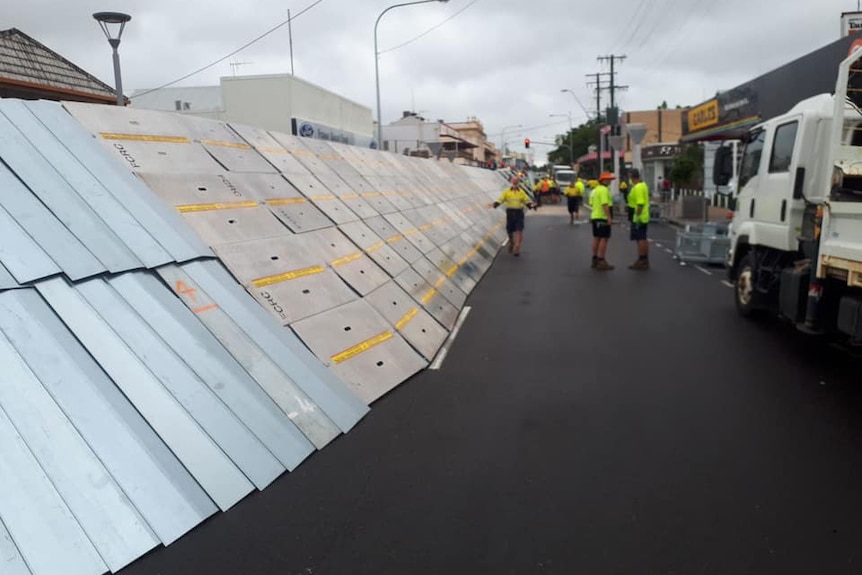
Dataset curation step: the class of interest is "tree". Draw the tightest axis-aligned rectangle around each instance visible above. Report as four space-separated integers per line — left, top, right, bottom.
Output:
547 120 600 167
670 144 704 189
657 100 668 110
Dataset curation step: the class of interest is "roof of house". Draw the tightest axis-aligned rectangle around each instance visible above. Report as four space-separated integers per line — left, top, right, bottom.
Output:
0 28 117 103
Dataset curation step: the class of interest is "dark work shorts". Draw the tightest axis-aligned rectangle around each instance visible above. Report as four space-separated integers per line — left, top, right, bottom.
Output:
567 196 583 214
630 223 649 241
591 219 611 238
506 209 525 233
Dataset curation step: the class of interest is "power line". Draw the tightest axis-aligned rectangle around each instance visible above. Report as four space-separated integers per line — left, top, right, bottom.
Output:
131 0 329 99
607 0 649 54
617 0 672 55
379 0 480 55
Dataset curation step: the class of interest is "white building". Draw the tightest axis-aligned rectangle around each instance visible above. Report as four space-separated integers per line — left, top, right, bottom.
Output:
131 74 374 147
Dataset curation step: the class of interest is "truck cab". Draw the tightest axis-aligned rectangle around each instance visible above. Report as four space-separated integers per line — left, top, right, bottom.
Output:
718 47 862 341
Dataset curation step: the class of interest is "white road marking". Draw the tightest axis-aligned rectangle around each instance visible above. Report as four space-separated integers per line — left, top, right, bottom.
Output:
430 306 472 370
696 266 713 276
656 243 663 248
679 261 687 267
721 280 735 288
664 248 673 254
501 238 509 247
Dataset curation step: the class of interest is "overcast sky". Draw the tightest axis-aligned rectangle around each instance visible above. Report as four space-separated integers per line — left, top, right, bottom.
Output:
7 0 860 162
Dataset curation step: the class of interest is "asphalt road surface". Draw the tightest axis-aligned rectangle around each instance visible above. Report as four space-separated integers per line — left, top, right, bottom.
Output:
121 206 862 575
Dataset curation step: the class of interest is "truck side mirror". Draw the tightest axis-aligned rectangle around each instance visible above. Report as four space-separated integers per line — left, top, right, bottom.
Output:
713 145 733 187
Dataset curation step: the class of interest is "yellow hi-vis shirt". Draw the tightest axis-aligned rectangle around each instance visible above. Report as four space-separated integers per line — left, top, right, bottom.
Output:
496 187 532 210
627 181 650 224
563 180 584 197
590 184 612 220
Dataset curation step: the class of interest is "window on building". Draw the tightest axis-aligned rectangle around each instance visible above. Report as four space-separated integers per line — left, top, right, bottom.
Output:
768 121 798 173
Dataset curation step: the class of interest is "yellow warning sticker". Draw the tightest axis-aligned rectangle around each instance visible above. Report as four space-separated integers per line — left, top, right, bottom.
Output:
331 331 393 364
176 200 259 213
100 133 190 144
251 265 325 287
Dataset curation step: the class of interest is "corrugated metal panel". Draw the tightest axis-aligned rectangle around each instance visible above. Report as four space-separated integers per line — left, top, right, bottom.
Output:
150 265 341 451
0 110 142 273
0 402 108 575
176 260 369 432
35 277 255 511
0 100 172 269
108 271 322 465
0 194 61 283
0 327 159 571
0 289 217 546
26 100 212 263
73 276 286 491
0 519 32 575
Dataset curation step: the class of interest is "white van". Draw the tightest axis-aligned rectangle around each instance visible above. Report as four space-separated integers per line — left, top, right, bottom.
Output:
554 170 577 188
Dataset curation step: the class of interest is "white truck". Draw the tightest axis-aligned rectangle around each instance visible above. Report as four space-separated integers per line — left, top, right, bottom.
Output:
717 48 862 342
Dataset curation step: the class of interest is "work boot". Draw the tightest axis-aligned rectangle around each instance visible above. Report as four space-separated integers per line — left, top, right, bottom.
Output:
594 260 614 271
629 259 649 271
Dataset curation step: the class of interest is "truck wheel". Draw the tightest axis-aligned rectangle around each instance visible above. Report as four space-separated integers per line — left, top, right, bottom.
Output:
735 252 760 318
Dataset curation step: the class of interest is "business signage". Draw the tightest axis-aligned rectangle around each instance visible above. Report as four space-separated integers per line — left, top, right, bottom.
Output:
687 100 719 132
291 118 374 148
682 87 759 140
841 11 862 37
642 144 682 160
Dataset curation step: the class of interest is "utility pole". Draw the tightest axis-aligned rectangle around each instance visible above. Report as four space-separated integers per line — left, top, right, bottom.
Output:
586 71 611 175
597 55 628 133
598 54 629 196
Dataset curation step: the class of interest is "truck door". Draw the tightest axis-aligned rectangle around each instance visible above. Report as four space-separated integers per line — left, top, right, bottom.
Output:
736 128 766 231
758 119 800 251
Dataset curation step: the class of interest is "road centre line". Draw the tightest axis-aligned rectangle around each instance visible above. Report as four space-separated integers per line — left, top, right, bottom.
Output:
430 306 472 370
696 266 713 276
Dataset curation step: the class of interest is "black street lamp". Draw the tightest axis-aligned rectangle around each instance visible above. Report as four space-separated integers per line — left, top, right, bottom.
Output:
93 11 132 106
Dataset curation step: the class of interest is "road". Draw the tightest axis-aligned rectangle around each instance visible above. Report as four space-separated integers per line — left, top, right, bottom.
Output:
121 205 862 575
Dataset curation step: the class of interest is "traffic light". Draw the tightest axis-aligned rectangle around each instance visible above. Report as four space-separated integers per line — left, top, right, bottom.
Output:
524 138 530 148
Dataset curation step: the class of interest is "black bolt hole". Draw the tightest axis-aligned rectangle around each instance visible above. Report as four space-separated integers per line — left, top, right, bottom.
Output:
359 270 365 274
227 219 236 224
421 329 427 333
197 186 207 191
270 255 279 260
302 289 310 294
344 326 352 332
392 301 398 306
376 361 384 367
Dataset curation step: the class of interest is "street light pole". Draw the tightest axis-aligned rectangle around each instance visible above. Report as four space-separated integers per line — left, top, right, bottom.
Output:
93 12 132 106
549 113 573 166
375 0 448 150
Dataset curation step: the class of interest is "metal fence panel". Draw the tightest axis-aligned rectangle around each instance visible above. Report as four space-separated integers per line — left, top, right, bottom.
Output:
0 520 31 575
35 277 254 511
214 236 357 324
0 161 101 281
0 404 107 575
112 271 324 460
25 101 212 263
0 329 159 571
0 112 141 273
0 101 172 270
364 281 449 361
291 299 428 403
0 289 216 545
179 260 370 431
74 277 285 490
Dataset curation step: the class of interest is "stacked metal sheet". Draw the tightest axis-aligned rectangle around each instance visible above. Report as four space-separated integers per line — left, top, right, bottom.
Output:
0 98 508 575
64 101 507 409
0 100 369 575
